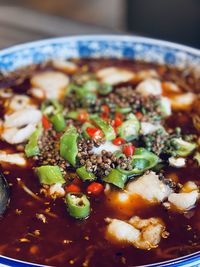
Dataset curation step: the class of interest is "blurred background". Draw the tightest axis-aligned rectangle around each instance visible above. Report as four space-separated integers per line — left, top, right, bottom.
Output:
0 0 199 49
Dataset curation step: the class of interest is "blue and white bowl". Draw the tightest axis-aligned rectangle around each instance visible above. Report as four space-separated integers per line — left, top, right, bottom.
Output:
0 35 199 267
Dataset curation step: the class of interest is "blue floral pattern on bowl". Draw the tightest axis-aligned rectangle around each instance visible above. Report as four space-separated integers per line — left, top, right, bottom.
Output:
0 35 199 267
0 35 200 72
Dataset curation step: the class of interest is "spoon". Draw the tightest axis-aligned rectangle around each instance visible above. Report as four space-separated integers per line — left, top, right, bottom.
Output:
0 171 10 216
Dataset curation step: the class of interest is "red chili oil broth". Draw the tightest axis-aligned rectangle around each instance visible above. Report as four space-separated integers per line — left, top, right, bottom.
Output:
0 59 199 267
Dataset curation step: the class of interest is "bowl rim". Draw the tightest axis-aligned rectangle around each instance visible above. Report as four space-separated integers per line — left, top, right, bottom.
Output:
0 249 200 267
0 34 199 267
0 34 200 58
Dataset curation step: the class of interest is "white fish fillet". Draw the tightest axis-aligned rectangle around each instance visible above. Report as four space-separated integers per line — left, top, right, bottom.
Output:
106 218 140 244
168 182 199 211
136 78 162 96
126 171 172 202
2 124 36 144
52 60 77 73
29 87 45 99
168 157 186 168
31 71 69 99
170 92 195 110
129 216 165 249
106 216 165 250
168 191 199 211
0 151 26 166
97 67 135 85
135 69 159 80
4 108 41 128
9 95 34 111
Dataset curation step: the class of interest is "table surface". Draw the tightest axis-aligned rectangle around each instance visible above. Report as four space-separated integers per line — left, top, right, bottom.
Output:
0 6 116 49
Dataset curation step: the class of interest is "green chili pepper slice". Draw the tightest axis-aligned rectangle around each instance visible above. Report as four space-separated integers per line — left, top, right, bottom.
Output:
35 165 65 185
171 138 196 157
118 148 159 176
66 193 90 219
51 113 66 132
84 80 99 92
41 99 63 116
91 115 116 141
152 162 165 172
194 152 200 166
60 125 78 166
117 115 140 141
77 89 97 106
113 150 126 159
76 166 96 181
66 111 78 120
98 83 112 95
102 169 128 189
81 122 94 139
116 107 132 114
25 126 42 157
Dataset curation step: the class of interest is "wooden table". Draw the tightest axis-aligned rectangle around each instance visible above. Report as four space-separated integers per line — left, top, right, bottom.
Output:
0 6 115 49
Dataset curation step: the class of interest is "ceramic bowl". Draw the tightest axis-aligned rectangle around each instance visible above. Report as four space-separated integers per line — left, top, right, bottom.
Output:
0 35 199 267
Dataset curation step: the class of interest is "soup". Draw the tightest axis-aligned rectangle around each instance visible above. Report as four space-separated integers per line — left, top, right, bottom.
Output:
0 58 199 267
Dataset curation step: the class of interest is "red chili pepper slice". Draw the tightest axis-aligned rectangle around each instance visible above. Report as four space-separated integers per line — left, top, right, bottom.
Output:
86 127 104 141
100 105 110 121
87 182 104 196
101 105 110 114
72 177 82 185
78 110 89 122
65 184 81 193
101 113 108 120
123 145 135 157
113 112 123 127
135 112 143 119
42 115 51 129
112 126 118 135
112 137 125 146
